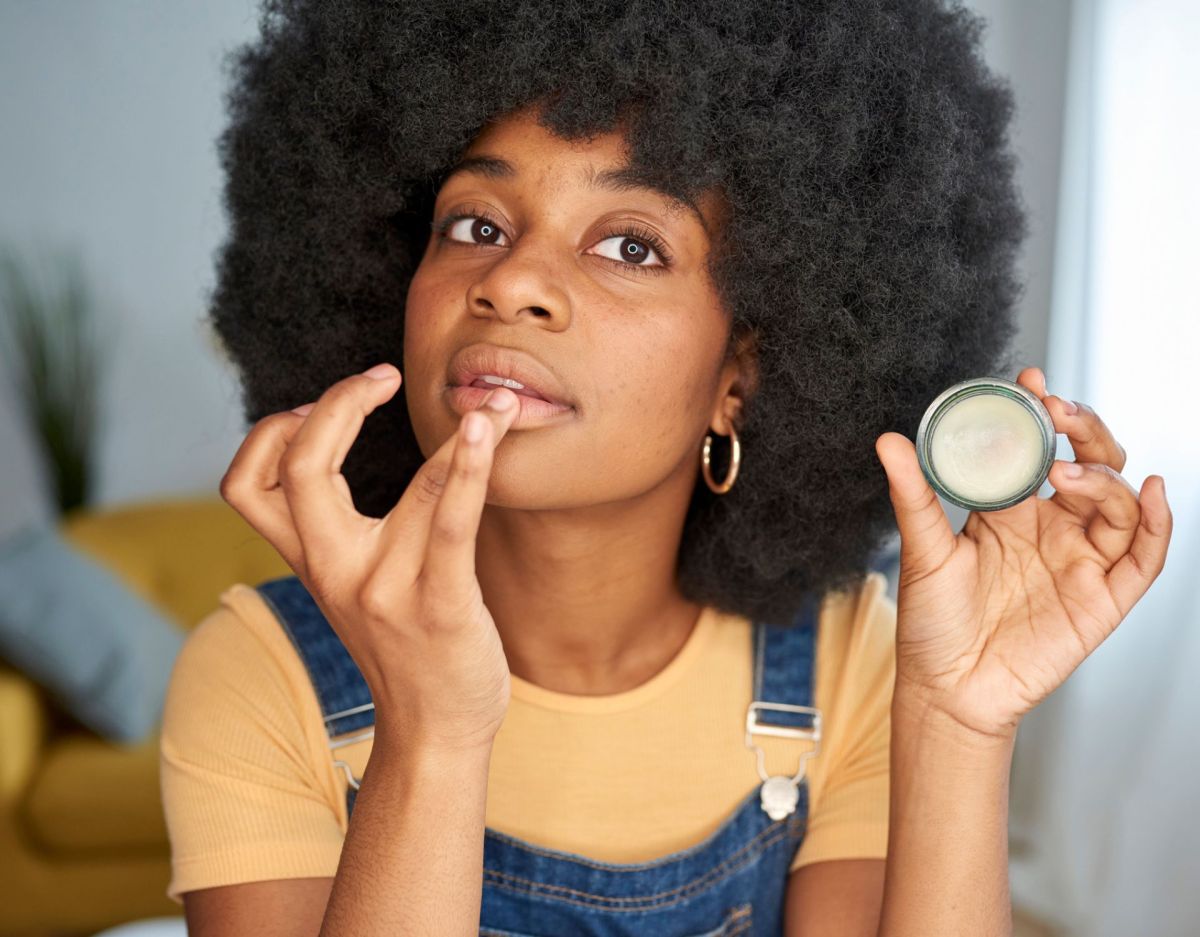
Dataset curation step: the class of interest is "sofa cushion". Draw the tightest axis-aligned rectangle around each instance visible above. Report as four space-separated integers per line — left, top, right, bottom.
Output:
22 730 168 854
0 524 185 743
58 496 292 632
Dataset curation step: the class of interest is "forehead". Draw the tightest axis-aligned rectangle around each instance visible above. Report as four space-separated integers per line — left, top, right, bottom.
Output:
440 106 718 236
460 106 628 179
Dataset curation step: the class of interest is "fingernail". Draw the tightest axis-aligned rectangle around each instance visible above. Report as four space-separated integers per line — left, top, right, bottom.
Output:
291 403 315 415
485 387 516 411
1062 462 1084 478
362 363 398 381
1062 399 1078 415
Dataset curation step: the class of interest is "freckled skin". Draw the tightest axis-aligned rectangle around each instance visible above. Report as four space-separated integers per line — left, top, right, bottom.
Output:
401 102 757 692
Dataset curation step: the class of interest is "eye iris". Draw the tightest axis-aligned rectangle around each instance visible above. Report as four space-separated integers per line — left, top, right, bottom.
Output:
473 219 500 244
621 238 648 263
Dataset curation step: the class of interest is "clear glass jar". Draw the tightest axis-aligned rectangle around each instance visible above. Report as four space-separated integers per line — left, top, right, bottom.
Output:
914 376 1056 512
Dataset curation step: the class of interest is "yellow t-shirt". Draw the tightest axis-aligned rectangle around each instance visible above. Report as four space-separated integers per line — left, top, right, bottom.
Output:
160 571 896 902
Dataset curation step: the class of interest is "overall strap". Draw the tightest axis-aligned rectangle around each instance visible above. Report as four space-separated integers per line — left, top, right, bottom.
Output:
746 554 889 728
256 573 825 821
751 591 820 712
255 576 375 805
744 591 822 817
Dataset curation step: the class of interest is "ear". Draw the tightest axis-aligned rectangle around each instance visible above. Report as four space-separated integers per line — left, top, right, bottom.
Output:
712 326 759 434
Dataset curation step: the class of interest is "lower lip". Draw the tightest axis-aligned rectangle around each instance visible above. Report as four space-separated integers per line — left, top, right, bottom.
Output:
446 385 575 428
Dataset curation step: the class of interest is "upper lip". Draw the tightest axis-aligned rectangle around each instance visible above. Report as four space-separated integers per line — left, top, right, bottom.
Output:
448 344 573 408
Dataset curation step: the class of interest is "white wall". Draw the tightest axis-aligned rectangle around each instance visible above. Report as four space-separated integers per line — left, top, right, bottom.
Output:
0 0 260 538
0 0 1071 539
969 0 1073 371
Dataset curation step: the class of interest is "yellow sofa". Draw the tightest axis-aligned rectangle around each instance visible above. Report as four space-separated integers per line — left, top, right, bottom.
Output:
0 496 290 937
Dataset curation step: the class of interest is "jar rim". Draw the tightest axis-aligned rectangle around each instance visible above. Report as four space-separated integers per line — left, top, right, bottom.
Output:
914 377 1056 512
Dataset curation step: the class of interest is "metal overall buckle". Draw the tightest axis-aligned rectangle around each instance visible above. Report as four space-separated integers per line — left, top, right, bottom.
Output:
745 701 822 820
326 702 376 792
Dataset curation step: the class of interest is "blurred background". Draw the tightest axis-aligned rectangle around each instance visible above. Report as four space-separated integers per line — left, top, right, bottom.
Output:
0 1 1196 935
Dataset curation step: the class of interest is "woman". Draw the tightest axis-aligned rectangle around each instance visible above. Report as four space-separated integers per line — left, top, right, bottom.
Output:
160 1 1172 933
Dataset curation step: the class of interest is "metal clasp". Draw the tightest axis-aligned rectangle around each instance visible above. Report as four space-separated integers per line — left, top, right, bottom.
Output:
326 702 376 792
744 701 822 785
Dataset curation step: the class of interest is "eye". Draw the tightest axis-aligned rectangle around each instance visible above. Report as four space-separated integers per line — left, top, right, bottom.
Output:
430 210 675 277
436 213 509 247
591 234 665 269
589 223 674 276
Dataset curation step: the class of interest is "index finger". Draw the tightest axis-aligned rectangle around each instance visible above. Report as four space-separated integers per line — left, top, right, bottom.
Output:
368 387 517 586
420 388 520 608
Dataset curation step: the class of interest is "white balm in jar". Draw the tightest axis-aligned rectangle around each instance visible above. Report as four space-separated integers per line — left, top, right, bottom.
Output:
915 377 1056 512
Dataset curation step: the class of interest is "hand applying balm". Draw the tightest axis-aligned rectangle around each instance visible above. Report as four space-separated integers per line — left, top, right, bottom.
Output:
915 377 1056 511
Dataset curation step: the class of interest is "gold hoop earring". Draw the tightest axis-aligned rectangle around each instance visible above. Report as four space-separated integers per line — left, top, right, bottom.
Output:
701 425 741 494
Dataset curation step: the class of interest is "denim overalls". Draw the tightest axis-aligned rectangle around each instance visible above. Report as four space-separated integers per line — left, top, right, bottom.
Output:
257 575 822 936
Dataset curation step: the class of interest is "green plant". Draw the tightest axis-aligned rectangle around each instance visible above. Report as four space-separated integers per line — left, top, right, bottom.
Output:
0 245 115 517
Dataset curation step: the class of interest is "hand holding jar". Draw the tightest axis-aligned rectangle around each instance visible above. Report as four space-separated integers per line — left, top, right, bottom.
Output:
874 366 1173 742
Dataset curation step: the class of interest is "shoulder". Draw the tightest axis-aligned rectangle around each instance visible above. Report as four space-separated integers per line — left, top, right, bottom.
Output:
160 583 346 899
164 583 320 731
812 573 898 792
789 572 896 873
820 570 896 634
162 585 336 796
162 582 331 773
814 571 898 698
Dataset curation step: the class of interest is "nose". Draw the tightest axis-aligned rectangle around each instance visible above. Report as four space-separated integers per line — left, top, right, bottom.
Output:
466 236 572 329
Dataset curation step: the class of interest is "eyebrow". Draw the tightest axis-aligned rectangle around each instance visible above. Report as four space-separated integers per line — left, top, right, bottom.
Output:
437 154 710 236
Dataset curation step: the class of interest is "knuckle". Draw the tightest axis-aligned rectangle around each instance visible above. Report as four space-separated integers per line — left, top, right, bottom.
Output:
1091 464 1129 492
431 511 471 544
412 464 449 504
305 381 354 419
450 446 479 482
344 376 385 410
252 411 288 435
354 578 393 624
218 469 250 505
279 447 320 482
327 378 359 400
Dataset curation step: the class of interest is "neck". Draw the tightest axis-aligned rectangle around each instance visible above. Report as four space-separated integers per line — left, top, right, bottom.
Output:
474 464 704 697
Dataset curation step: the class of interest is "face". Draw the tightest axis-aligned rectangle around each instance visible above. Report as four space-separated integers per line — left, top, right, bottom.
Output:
403 103 750 510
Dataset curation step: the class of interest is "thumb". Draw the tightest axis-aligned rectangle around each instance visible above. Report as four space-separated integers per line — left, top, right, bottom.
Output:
875 431 956 576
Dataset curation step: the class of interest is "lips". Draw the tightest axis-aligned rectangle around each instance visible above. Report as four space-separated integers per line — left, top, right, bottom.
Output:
447 344 573 409
466 377 550 402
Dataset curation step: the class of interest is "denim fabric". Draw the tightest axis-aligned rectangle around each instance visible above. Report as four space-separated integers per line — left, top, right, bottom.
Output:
256 576 820 936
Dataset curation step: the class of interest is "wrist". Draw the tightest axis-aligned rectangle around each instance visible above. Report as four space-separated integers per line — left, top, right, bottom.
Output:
892 680 1018 755
370 717 496 772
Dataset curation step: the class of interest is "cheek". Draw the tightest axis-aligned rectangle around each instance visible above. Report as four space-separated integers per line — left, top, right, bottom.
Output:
402 265 441 360
401 268 459 450
399 265 723 501
587 321 715 463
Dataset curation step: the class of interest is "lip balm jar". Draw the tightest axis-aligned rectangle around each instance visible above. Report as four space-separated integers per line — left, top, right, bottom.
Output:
914 377 1056 512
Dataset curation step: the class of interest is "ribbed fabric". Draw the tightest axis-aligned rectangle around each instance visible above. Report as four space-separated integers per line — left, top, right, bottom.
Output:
160 572 896 902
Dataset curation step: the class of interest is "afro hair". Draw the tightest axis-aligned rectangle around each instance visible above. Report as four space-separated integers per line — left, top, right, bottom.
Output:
208 0 1028 625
